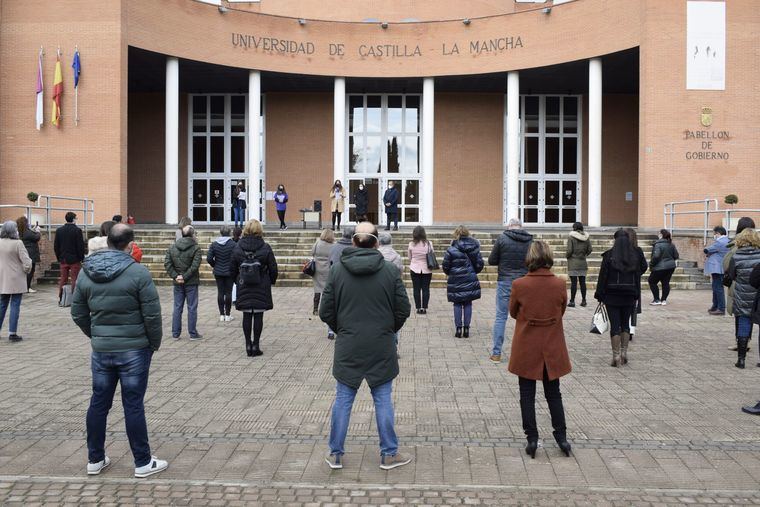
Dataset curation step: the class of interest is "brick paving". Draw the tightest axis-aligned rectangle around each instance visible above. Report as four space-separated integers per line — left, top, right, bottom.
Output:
1 285 759 505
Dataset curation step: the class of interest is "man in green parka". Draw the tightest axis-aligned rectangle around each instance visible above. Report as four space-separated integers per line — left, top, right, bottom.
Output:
320 221 411 471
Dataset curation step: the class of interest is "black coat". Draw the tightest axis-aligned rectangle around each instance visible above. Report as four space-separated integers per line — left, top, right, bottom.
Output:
594 249 641 307
383 188 399 214
750 264 760 325
54 223 85 264
21 229 41 262
442 236 484 303
206 237 236 277
487 229 533 281
232 235 278 311
728 247 760 318
354 188 369 216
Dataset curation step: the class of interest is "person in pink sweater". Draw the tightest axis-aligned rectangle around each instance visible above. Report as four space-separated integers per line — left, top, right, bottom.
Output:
407 226 433 314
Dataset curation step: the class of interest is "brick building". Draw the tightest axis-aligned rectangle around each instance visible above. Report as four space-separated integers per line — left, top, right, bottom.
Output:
0 0 757 228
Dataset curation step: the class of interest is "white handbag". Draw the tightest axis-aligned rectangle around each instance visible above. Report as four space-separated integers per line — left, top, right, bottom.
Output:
590 302 609 335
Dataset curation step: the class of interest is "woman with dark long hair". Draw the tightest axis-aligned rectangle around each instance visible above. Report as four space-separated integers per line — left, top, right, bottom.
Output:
595 231 642 367
407 226 433 314
16 217 41 293
648 229 679 305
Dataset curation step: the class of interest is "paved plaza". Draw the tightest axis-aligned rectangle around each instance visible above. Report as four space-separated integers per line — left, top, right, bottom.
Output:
1 286 760 506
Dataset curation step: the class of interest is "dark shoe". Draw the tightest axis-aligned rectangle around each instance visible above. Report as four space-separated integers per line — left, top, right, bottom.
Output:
189 334 203 341
463 327 470 338
525 440 538 459
557 440 572 457
742 402 760 415
384 227 391 231
393 226 398 231
251 347 263 357
328 332 335 340
416 308 423 314
567 301 575 308
9 334 22 343
455 327 462 338
246 343 253 357
736 336 748 369
708 309 725 315
421 308 427 315
708 306 717 313
580 300 587 307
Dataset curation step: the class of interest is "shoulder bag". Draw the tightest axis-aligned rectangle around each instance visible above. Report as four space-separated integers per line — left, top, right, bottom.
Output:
590 302 609 335
426 242 439 270
302 258 316 277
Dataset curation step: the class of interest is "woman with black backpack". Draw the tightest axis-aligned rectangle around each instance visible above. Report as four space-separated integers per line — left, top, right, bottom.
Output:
595 231 642 367
232 219 278 357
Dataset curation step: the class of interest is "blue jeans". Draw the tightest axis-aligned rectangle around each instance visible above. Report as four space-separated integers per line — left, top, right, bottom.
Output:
454 301 473 327
0 293 23 334
233 203 246 226
329 380 398 457
710 274 725 312
87 349 153 467
172 284 199 337
491 280 513 356
736 316 753 338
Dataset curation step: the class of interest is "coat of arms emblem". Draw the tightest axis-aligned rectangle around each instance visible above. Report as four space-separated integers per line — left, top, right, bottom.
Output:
700 107 712 127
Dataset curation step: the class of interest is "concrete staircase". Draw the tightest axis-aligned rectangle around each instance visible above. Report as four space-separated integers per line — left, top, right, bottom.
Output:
38 228 711 290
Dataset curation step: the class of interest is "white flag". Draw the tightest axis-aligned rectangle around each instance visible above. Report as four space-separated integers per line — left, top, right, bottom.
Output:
35 49 44 130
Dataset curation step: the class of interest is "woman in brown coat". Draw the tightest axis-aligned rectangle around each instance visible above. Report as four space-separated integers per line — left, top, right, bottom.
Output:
508 240 572 458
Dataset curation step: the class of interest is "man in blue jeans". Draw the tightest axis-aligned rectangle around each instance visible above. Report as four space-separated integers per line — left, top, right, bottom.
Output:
319 222 411 470
704 225 729 315
71 224 167 478
488 218 533 363
164 225 203 340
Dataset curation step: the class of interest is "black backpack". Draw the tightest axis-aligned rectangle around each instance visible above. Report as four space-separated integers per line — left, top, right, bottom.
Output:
238 250 262 287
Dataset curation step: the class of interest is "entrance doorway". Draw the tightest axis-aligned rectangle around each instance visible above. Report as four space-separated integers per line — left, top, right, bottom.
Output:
510 95 582 225
346 94 421 225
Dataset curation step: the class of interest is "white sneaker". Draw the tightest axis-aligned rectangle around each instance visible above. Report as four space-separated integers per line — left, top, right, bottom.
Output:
87 456 111 475
134 456 168 478
661 300 668 306
225 315 235 322
219 315 226 322
649 300 661 306
27 288 37 294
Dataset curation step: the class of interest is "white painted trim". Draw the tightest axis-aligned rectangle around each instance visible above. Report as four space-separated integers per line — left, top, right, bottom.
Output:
588 58 602 227
249 70 262 223
165 57 179 224
506 71 520 223
334 78 346 187
421 77 435 225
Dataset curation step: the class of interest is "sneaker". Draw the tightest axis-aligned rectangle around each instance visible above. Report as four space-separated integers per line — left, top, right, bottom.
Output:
660 300 668 306
708 307 717 313
649 300 661 306
380 453 412 470
580 300 587 307
708 309 725 316
172 335 180 340
327 332 335 340
567 301 575 308
219 315 226 322
134 456 168 478
189 334 203 341
489 354 501 363
283 226 288 231
325 453 343 469
87 456 111 475
225 315 235 322
27 288 37 294
421 309 427 315
415 309 422 314
9 334 22 342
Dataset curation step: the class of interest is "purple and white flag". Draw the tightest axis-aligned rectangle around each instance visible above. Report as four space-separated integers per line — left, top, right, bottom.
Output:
35 49 44 130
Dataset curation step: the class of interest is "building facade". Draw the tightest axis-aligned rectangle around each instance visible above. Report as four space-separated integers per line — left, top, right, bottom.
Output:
0 0 757 228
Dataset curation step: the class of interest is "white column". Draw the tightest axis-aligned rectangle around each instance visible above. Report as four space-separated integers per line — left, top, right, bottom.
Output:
164 57 179 224
421 77 435 225
505 71 520 223
588 58 602 227
333 77 346 186
248 70 262 221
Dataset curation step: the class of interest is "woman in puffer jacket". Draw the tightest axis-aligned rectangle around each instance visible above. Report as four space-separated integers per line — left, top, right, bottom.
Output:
442 225 484 339
727 229 760 369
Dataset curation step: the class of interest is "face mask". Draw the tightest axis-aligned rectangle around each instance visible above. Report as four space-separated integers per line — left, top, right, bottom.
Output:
359 185 364 190
278 187 283 191
388 185 394 189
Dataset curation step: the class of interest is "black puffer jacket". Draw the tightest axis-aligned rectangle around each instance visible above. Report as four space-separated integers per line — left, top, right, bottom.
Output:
206 236 236 277
750 264 760 325
488 229 533 281
21 229 41 262
442 236 484 304
354 188 369 216
728 247 760 318
650 239 679 271
232 235 278 311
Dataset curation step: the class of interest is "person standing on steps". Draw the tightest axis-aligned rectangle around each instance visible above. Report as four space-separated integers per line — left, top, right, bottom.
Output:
330 180 346 231
320 221 412 471
274 184 289 230
726 229 760 369
0 221 32 343
705 226 730 316
164 225 203 341
595 231 641 367
232 181 247 229
207 225 237 323
175 217 192 241
312 228 335 319
383 181 399 231
565 222 592 308
71 224 168 478
354 182 369 223
725 218 756 353
623 228 648 342
55 212 86 300
507 240 572 459
407 226 433 315
488 218 533 364
648 229 679 306
16 216 41 293
442 226 484 339
232 219 278 357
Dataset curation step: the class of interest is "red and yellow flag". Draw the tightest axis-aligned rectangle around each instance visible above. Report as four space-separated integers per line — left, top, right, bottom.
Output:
51 56 63 127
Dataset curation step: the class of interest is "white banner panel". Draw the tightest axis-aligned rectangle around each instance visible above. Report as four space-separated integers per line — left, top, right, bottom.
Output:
686 1 726 90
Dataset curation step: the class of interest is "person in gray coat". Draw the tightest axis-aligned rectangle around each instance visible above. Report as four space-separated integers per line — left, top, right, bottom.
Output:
328 226 355 267
312 228 335 315
378 232 404 274
648 229 679 305
565 222 592 307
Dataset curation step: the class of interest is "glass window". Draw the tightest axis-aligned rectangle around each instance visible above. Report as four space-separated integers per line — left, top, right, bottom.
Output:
404 207 419 222
523 208 538 223
563 97 578 133
387 136 400 173
545 208 559 223
405 180 419 205
546 97 560 134
365 136 382 173
210 136 224 173
231 136 245 173
402 137 419 173
192 96 207 132
387 96 403 132
231 96 245 132
562 138 577 174
349 96 364 133
192 207 207 222
192 179 207 204
210 179 225 204
562 181 577 205
545 137 560 174
349 136 363 173
192 137 206 173
210 96 224 132
545 180 559 205
405 96 419 133
562 208 577 223
524 180 538 205
524 137 539 174
366 96 382 133
524 97 539 134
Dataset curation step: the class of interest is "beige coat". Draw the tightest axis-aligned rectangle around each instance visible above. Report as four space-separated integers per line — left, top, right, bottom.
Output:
0 239 32 294
330 188 346 213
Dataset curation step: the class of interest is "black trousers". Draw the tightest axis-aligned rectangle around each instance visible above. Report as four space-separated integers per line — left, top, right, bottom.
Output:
277 210 286 228
331 211 342 229
242 312 264 346
386 212 398 229
648 268 675 301
27 261 36 290
518 366 567 442
410 272 432 309
214 275 234 316
607 303 633 336
569 276 586 302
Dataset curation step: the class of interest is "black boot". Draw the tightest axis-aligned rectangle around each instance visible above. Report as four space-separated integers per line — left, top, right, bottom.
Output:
580 299 587 307
313 293 321 316
455 327 462 338
525 440 538 459
567 301 575 308
736 336 748 369
245 337 253 357
557 440 572 457
463 327 470 338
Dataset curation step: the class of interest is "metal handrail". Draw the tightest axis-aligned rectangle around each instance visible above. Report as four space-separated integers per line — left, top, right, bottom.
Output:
0 194 95 239
663 198 760 245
